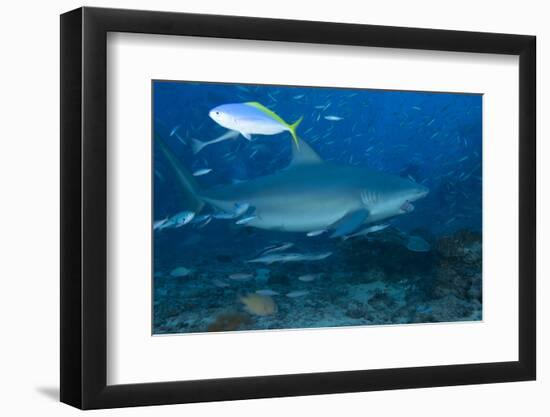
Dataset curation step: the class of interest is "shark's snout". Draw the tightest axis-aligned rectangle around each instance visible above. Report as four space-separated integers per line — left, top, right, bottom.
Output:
399 184 429 213
415 184 429 199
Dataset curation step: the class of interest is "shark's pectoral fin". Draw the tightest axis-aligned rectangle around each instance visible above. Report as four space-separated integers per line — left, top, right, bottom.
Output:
330 210 369 238
240 131 252 140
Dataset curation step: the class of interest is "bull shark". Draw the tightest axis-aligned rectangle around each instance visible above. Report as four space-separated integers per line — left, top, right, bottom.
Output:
155 134 429 238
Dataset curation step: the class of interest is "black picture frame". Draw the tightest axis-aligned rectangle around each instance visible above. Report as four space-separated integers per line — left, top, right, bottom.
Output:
60 6 536 410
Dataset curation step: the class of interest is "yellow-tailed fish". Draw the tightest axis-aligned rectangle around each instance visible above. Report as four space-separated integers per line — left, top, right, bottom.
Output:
209 102 303 148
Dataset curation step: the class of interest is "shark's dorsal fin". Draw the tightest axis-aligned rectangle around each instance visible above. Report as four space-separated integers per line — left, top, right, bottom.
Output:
290 137 323 166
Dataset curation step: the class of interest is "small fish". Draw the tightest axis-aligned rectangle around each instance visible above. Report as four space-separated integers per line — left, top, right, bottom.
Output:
458 156 469 163
229 273 253 281
189 130 240 154
191 214 212 228
197 216 212 228
153 218 168 230
193 168 212 177
191 214 212 224
406 236 431 252
306 229 326 237
173 132 186 146
255 289 280 296
236 216 256 225
286 290 310 298
247 252 332 264
212 279 230 288
260 242 294 255
293 94 305 99
342 224 389 240
298 273 322 282
159 211 195 229
169 266 193 277
240 293 278 316
169 125 181 137
324 115 343 121
215 202 252 220
412 106 422 111
209 102 303 148
170 211 195 228
314 103 330 110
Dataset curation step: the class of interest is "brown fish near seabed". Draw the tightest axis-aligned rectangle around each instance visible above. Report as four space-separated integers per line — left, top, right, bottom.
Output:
240 293 278 316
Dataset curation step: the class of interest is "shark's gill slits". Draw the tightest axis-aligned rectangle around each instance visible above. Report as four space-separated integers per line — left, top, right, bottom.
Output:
361 190 379 205
360 190 370 206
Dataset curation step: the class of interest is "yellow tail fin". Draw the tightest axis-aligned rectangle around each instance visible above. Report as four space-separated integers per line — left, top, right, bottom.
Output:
289 116 303 149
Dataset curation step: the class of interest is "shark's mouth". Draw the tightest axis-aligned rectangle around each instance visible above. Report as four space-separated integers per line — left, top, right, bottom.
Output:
400 201 415 213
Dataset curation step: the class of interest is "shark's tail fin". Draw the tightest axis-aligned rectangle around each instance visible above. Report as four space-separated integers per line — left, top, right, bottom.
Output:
288 116 303 149
189 137 207 155
155 133 204 213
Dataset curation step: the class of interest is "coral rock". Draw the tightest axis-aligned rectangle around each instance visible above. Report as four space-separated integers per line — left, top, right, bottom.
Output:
207 312 252 332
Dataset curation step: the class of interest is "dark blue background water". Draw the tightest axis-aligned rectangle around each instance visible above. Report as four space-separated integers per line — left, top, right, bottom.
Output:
152 81 482 334
154 81 481 235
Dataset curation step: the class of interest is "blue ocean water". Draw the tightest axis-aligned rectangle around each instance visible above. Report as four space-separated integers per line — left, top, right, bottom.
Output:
152 81 482 334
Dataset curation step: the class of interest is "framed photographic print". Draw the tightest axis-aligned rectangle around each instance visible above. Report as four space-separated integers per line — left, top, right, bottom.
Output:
60 7 536 409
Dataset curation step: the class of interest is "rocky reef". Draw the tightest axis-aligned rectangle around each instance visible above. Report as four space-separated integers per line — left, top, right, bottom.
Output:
207 312 253 332
153 227 482 334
